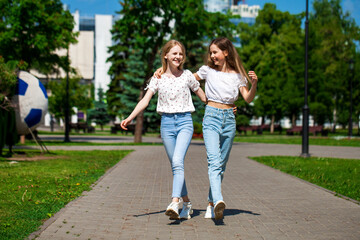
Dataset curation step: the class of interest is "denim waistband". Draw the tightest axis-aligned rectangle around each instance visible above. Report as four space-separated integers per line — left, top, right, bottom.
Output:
205 105 234 114
161 112 192 117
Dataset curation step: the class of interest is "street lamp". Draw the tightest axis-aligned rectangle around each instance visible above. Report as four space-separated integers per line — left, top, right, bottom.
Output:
348 58 354 138
301 0 310 157
64 47 71 142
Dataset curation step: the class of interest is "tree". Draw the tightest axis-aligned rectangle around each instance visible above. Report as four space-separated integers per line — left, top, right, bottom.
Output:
0 0 77 74
87 88 110 131
108 0 236 142
309 0 360 130
238 3 303 132
48 76 92 122
0 57 25 154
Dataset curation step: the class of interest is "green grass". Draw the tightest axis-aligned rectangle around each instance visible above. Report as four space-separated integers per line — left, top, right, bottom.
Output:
234 134 360 147
250 156 360 202
22 140 162 146
0 149 132 240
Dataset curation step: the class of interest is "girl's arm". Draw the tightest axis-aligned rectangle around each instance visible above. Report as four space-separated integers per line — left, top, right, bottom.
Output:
194 87 207 104
240 71 258 103
120 90 154 130
193 73 202 81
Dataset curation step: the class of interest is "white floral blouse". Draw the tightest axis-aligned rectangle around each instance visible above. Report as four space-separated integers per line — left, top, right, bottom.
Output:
146 69 200 114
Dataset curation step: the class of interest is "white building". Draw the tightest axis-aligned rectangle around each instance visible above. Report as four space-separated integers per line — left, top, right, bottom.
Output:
36 9 115 126
230 3 260 25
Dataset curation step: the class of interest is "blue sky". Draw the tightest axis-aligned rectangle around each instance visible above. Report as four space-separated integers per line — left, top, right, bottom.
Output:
61 0 360 25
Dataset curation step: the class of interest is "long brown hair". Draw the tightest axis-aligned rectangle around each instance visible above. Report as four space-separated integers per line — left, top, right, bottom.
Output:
207 37 249 81
161 40 186 73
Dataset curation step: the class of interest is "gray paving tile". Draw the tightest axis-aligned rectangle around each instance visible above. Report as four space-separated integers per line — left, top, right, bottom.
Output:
28 141 360 240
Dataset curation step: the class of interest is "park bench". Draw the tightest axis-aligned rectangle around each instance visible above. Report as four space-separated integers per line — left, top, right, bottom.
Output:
286 126 303 135
309 125 328 136
286 125 328 136
69 122 95 133
258 124 283 134
237 125 261 135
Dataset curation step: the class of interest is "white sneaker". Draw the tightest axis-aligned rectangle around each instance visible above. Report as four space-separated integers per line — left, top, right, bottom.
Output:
165 201 180 220
204 205 215 219
214 200 226 220
179 202 193 219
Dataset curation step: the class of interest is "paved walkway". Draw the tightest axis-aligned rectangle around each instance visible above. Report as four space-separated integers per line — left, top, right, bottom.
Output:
29 140 360 240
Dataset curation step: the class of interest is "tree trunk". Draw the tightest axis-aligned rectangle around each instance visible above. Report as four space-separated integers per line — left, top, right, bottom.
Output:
270 115 275 133
332 108 337 133
292 113 296 127
133 16 172 143
134 88 145 143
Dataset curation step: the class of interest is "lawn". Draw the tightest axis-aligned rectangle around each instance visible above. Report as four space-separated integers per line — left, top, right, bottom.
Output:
23 140 162 146
0 150 132 240
37 129 360 147
234 134 360 147
250 156 360 202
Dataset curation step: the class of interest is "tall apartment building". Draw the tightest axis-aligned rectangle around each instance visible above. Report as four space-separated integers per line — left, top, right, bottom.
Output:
70 10 114 100
34 9 115 125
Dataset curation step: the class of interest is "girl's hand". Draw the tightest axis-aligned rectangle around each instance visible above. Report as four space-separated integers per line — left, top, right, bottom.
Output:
153 67 163 79
230 104 237 115
233 106 237 115
120 119 131 130
248 71 258 85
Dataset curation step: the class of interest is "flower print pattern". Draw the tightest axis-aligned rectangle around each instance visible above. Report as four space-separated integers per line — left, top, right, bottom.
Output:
145 70 200 114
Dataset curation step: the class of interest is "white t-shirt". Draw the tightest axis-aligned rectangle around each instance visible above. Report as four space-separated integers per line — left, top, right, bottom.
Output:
196 65 247 104
146 69 200 114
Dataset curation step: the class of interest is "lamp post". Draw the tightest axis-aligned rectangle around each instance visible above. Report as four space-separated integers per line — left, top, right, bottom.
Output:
348 58 354 138
64 47 71 142
301 0 310 157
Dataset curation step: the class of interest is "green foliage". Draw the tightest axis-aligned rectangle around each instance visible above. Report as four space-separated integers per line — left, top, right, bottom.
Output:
251 156 360 201
238 3 303 127
0 0 77 74
107 0 236 140
48 76 92 121
309 0 360 128
0 57 17 108
0 58 27 153
87 88 110 130
193 122 202 134
0 150 131 240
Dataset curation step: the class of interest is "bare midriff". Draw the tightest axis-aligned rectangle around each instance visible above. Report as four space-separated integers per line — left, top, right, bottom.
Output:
207 100 234 109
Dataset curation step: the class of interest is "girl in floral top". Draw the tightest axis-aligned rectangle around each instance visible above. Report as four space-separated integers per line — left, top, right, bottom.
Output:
121 40 206 220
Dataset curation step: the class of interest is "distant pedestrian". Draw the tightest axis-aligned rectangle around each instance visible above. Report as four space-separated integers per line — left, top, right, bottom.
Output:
121 40 207 220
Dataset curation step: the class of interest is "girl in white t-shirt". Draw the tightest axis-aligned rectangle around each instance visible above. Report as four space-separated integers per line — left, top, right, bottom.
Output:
194 37 258 220
121 40 206 220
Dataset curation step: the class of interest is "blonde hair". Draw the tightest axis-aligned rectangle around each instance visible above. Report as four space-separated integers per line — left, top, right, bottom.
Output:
161 40 186 73
207 37 249 81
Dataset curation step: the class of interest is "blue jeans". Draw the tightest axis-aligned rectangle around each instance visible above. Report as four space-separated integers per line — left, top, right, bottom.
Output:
202 105 236 204
161 112 194 198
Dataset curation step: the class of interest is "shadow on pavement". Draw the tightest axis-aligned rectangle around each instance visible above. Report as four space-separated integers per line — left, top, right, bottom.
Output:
212 209 261 226
225 209 260 216
132 210 165 217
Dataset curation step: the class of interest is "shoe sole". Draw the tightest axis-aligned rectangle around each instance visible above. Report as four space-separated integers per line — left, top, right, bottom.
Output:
214 202 225 220
165 209 179 220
